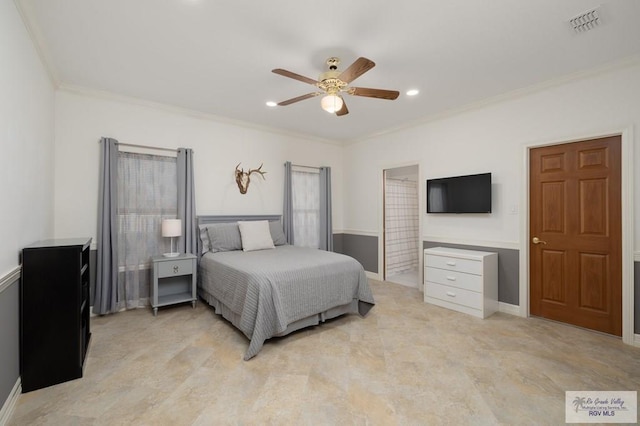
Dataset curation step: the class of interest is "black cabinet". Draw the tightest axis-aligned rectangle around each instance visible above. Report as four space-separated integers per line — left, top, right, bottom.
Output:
21 238 92 392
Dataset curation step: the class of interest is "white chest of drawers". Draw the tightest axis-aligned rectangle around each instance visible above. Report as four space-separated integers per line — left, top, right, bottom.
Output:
424 247 498 319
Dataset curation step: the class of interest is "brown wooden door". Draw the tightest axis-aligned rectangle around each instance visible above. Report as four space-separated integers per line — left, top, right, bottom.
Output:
529 136 621 336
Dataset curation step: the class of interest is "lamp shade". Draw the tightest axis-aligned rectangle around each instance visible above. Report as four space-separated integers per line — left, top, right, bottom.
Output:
161 219 182 237
320 94 343 113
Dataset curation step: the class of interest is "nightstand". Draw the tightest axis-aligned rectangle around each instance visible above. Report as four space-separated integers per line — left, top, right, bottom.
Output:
150 253 197 316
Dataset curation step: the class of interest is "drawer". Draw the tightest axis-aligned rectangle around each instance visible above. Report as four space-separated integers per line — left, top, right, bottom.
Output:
157 259 193 278
424 254 482 275
424 267 483 292
425 281 483 310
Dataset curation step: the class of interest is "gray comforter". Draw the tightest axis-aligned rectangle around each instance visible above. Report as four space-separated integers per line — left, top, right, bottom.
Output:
199 245 375 360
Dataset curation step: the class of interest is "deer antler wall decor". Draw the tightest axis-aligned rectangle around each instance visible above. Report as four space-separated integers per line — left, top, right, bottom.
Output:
235 163 267 194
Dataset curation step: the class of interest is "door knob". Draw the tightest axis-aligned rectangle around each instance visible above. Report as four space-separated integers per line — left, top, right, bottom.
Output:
532 237 547 245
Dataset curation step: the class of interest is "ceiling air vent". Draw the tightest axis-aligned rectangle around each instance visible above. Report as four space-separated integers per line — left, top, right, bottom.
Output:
569 7 601 33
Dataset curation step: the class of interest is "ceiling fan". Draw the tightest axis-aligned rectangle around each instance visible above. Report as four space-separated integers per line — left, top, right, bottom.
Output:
272 57 400 116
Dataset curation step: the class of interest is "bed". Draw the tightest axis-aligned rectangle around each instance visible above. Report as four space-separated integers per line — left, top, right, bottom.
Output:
197 215 375 360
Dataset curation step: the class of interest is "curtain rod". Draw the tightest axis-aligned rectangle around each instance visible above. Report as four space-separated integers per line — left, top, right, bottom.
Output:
99 140 184 153
291 163 322 170
117 142 179 153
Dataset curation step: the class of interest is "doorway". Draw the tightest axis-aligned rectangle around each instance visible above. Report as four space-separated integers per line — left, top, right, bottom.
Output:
383 165 420 287
529 136 622 336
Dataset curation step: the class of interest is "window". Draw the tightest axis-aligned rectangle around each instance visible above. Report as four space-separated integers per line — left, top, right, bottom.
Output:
116 152 177 308
291 169 320 248
284 161 332 251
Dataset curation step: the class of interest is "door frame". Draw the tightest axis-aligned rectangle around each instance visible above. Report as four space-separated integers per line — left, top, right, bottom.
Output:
519 126 635 345
378 162 422 289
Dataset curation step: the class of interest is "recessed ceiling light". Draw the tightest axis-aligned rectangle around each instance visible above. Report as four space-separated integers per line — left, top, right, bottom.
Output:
266 101 277 107
406 89 419 96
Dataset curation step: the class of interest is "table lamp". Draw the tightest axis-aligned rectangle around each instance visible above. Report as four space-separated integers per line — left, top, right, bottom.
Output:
161 219 182 257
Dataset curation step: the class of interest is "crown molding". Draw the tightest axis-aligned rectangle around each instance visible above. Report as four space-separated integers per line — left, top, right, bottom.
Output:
346 54 640 146
13 0 60 87
57 84 342 147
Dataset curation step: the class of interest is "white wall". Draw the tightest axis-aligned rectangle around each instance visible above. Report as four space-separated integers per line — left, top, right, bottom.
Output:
0 0 54 412
0 0 55 276
53 90 344 244
344 60 640 251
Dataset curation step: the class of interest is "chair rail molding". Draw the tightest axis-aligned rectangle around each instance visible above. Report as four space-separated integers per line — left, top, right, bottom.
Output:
0 266 20 294
338 229 379 237
423 236 520 251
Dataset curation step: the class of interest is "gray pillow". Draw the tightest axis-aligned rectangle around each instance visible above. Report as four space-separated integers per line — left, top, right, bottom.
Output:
199 225 210 254
269 221 287 246
207 223 243 252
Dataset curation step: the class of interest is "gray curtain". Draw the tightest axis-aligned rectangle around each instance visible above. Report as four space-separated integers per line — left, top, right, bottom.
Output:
319 167 333 251
95 137 119 315
177 148 197 255
283 161 294 245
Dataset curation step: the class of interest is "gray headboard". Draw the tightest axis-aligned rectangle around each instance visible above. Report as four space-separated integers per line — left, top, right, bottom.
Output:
197 215 281 227
196 215 282 259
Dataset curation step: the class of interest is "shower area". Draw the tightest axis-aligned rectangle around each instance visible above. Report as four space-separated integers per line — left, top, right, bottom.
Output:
383 165 420 287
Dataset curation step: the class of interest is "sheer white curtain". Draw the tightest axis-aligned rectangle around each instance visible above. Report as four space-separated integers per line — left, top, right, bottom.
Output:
385 178 419 277
117 152 177 309
292 169 320 248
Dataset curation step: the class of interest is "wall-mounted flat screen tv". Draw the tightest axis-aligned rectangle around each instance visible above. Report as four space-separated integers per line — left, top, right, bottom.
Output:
426 172 492 213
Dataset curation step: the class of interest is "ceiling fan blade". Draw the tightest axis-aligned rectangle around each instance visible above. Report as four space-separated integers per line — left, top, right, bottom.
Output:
272 69 318 86
336 99 349 116
351 87 400 100
277 92 318 106
337 57 375 84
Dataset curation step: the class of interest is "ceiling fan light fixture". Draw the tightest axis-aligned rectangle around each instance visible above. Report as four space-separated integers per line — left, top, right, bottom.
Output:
272 57 398 117
320 94 343 113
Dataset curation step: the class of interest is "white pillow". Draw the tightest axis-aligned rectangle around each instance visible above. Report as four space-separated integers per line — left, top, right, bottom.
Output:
238 220 275 252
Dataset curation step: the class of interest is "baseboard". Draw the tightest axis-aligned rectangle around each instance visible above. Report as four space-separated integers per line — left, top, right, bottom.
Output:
386 280 419 289
499 301 522 316
634 333 640 348
365 271 381 281
0 378 21 426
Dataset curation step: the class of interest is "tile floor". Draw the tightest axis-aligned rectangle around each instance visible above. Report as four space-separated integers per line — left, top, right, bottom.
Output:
8 280 640 425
